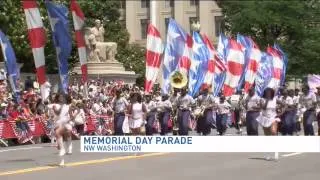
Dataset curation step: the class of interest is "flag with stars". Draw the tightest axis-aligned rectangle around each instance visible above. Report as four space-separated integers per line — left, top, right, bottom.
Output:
162 18 193 94
188 31 210 97
0 30 20 102
45 0 72 93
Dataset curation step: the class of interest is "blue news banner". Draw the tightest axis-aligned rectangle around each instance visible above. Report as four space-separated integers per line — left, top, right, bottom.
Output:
81 136 193 152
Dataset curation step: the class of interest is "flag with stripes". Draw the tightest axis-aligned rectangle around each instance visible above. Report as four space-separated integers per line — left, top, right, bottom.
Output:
266 46 284 89
189 31 210 97
201 34 215 89
213 34 228 96
45 0 72 94
145 23 163 93
223 38 245 97
273 44 288 86
237 35 262 93
22 0 47 98
71 0 88 84
162 18 193 94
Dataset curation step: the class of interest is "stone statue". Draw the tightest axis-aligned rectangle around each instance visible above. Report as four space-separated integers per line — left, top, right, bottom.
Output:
84 19 118 62
91 19 105 42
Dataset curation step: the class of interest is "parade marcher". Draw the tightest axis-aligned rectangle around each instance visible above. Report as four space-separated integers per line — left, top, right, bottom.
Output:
293 88 302 134
196 84 215 136
73 102 86 136
157 94 172 135
145 93 157 135
112 89 129 135
216 95 231 135
257 88 280 136
256 88 280 160
230 90 244 134
299 85 317 136
127 92 146 135
53 94 74 166
176 88 195 135
280 89 295 135
244 87 261 135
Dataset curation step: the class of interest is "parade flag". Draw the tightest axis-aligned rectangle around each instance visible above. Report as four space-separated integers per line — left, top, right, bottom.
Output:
162 18 193 94
71 0 88 84
0 30 20 101
45 0 72 94
237 35 262 93
213 34 228 96
223 38 245 97
22 0 47 97
266 46 283 89
145 23 163 93
235 34 249 91
273 44 288 86
255 52 273 96
189 32 210 97
201 34 215 88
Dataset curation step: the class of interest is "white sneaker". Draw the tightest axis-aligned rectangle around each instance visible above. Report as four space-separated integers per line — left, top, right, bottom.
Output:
59 158 65 166
59 148 66 156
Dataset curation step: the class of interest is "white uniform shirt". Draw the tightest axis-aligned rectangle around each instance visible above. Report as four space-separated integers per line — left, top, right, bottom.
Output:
177 94 195 110
217 101 231 114
300 93 317 110
113 97 129 113
246 95 261 111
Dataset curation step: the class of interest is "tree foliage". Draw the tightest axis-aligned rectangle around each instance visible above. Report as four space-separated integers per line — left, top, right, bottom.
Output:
0 0 145 85
220 0 320 75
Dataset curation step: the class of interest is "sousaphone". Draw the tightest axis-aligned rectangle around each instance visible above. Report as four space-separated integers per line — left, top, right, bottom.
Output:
170 70 188 89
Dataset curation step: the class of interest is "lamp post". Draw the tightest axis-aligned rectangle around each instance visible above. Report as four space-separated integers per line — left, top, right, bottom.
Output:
191 21 201 33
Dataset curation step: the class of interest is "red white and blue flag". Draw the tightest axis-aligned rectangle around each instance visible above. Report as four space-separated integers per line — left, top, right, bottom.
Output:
162 18 193 94
223 38 245 97
237 35 262 93
201 34 216 88
145 23 163 93
266 46 283 89
213 34 228 96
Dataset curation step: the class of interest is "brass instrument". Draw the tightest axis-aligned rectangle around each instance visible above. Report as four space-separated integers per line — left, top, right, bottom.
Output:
170 70 188 89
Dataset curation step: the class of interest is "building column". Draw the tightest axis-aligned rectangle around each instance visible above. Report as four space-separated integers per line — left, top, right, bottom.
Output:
174 0 186 30
126 0 137 43
199 0 213 40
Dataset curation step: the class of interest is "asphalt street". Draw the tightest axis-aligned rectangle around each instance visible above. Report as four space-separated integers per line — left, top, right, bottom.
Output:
0 126 319 180
0 137 319 180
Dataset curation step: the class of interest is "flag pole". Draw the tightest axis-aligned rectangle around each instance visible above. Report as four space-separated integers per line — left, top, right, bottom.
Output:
150 0 157 27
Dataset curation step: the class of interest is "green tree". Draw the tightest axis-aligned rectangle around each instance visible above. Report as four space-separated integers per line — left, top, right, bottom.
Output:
0 0 145 85
220 0 320 75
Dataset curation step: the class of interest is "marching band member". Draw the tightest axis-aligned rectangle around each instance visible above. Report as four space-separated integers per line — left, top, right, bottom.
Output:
230 90 244 134
145 93 157 135
293 89 302 134
196 84 215 135
256 88 280 136
280 89 295 135
299 85 317 135
176 87 195 135
112 89 129 135
244 87 261 135
53 94 74 166
216 95 231 135
157 94 172 135
127 92 147 135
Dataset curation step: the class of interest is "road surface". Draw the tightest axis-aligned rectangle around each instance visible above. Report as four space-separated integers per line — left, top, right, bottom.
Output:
0 139 319 180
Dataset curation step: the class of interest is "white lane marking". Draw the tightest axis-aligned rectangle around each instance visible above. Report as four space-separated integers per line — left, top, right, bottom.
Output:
281 152 303 157
0 147 43 153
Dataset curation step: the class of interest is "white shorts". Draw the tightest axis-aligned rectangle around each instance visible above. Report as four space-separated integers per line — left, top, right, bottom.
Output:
129 119 144 129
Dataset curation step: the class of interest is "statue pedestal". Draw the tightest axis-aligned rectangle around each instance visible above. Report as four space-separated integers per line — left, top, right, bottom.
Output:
72 61 138 84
